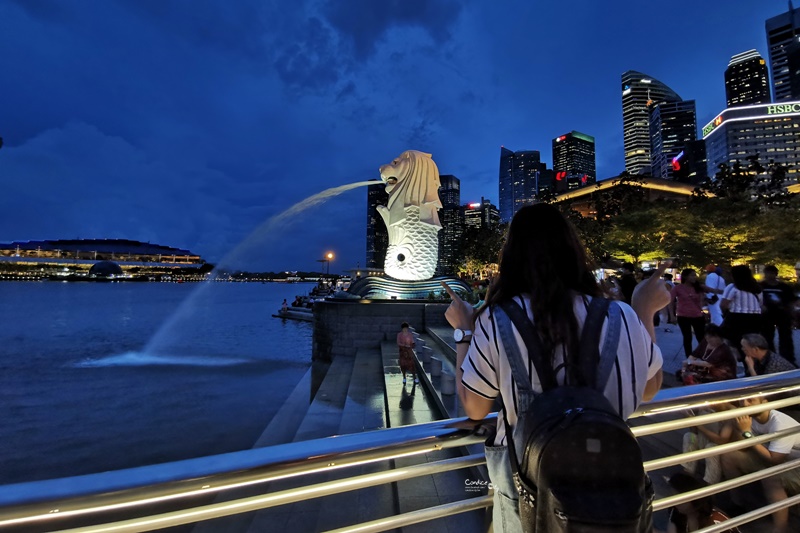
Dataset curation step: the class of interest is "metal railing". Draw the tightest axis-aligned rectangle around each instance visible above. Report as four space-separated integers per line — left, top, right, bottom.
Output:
2 370 800 532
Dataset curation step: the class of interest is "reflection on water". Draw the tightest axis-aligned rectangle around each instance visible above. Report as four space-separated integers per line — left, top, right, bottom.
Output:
0 282 313 485
74 351 264 368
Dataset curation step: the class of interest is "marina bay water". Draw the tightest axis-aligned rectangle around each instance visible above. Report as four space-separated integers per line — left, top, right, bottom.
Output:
0 281 314 485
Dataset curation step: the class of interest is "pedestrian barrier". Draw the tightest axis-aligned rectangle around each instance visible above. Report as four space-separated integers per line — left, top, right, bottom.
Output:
1 371 800 532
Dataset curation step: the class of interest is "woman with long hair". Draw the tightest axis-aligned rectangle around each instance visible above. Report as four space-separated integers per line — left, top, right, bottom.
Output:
440 203 670 531
720 265 763 357
670 268 710 358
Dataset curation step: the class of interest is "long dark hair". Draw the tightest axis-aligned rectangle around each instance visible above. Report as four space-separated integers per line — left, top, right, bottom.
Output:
484 204 600 359
731 265 761 295
680 268 703 293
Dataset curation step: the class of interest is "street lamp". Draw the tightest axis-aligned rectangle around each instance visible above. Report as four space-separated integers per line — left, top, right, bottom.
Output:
317 252 335 277
325 252 334 276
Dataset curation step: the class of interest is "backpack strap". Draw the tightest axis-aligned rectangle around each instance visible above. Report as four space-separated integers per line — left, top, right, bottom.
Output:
577 297 610 388
497 299 558 391
597 300 622 391
492 304 533 394
491 304 532 487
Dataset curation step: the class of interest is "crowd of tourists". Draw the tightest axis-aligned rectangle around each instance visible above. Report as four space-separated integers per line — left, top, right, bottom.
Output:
604 261 800 384
605 260 800 532
435 201 800 532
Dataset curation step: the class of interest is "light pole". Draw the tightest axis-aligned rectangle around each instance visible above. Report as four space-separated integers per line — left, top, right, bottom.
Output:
325 252 334 276
317 252 335 279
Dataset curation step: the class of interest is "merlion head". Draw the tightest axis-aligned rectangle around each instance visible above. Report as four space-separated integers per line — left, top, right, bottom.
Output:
379 150 442 228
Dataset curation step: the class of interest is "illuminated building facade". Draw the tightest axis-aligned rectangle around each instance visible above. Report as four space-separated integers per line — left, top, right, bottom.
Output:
0 239 205 278
552 131 596 192
702 101 800 178
649 100 698 180
365 183 389 269
725 50 770 107
0 239 202 264
464 197 500 230
670 139 708 184
498 147 542 222
766 6 800 101
436 174 464 276
621 70 682 174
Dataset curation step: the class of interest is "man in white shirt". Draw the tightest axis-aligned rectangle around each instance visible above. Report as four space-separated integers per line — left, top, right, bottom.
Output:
704 265 727 326
723 396 800 532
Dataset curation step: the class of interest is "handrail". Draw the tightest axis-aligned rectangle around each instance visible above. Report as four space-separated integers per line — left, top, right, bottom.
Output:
2 371 800 532
0 416 494 528
631 369 800 417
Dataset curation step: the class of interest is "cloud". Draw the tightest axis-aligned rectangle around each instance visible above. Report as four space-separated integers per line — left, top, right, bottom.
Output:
272 17 345 92
0 122 239 258
323 0 463 60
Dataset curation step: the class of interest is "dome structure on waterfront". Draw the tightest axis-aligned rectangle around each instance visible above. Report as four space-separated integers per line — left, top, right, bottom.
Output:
89 260 123 278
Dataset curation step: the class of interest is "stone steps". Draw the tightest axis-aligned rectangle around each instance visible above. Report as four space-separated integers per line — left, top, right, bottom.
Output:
379 339 488 533
312 347 396 531
246 355 358 533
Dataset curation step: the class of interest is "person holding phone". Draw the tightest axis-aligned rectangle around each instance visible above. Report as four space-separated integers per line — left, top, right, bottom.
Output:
439 203 669 531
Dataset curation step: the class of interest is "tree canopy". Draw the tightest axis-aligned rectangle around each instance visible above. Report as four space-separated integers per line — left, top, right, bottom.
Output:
455 157 799 278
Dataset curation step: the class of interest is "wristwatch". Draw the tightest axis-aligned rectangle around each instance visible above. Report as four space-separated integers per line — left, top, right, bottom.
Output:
454 329 473 344
742 431 754 439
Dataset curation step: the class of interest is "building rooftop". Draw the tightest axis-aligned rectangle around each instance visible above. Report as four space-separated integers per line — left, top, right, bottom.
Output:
0 239 195 256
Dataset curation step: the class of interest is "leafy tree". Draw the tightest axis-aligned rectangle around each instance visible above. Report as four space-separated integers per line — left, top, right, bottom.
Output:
458 224 506 278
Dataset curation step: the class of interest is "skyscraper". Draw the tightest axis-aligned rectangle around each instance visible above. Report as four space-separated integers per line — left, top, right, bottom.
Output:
702 100 800 179
365 183 388 269
498 147 541 223
621 70 682 174
436 174 463 276
552 131 596 192
725 50 770 107
766 5 800 101
464 197 500 230
649 100 698 180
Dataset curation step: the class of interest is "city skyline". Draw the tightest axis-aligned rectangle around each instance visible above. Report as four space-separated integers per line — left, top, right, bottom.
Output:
0 1 790 272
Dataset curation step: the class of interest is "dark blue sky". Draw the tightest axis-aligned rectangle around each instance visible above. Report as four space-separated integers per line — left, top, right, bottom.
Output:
0 1 789 272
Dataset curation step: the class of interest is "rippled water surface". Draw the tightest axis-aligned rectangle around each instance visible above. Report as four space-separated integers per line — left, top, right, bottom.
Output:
0 281 314 484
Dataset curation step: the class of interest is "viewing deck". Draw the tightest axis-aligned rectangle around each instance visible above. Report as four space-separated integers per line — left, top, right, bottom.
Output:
1 314 798 532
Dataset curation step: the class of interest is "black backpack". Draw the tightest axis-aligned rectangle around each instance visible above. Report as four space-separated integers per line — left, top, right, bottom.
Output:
496 298 653 533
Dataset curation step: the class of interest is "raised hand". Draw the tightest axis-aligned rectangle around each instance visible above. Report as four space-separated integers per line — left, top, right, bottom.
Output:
631 260 673 318
440 281 475 331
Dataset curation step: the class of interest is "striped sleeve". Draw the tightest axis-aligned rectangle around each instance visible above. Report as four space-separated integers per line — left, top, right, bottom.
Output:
722 283 735 300
609 303 663 418
461 311 500 400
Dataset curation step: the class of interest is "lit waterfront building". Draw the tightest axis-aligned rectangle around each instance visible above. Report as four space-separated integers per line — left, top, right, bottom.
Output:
464 197 500 230
649 100 698 180
725 50 770 107
365 182 389 270
766 6 800 101
436 174 463 276
702 101 800 179
498 147 541 223
0 239 205 277
552 131 596 192
621 70 682 174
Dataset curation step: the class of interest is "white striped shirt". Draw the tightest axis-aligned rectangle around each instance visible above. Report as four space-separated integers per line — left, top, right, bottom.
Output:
461 294 663 446
721 284 763 314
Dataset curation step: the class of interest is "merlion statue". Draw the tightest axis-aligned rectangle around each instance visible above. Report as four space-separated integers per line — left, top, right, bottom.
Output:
377 150 442 281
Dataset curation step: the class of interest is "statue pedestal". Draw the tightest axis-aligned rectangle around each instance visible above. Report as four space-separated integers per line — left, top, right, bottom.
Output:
345 276 470 300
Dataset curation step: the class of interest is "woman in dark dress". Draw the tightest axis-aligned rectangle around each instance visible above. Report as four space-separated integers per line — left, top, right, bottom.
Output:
396 322 417 385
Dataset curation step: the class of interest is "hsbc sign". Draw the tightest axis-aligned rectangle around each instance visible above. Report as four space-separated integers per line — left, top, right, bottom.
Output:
767 103 800 115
